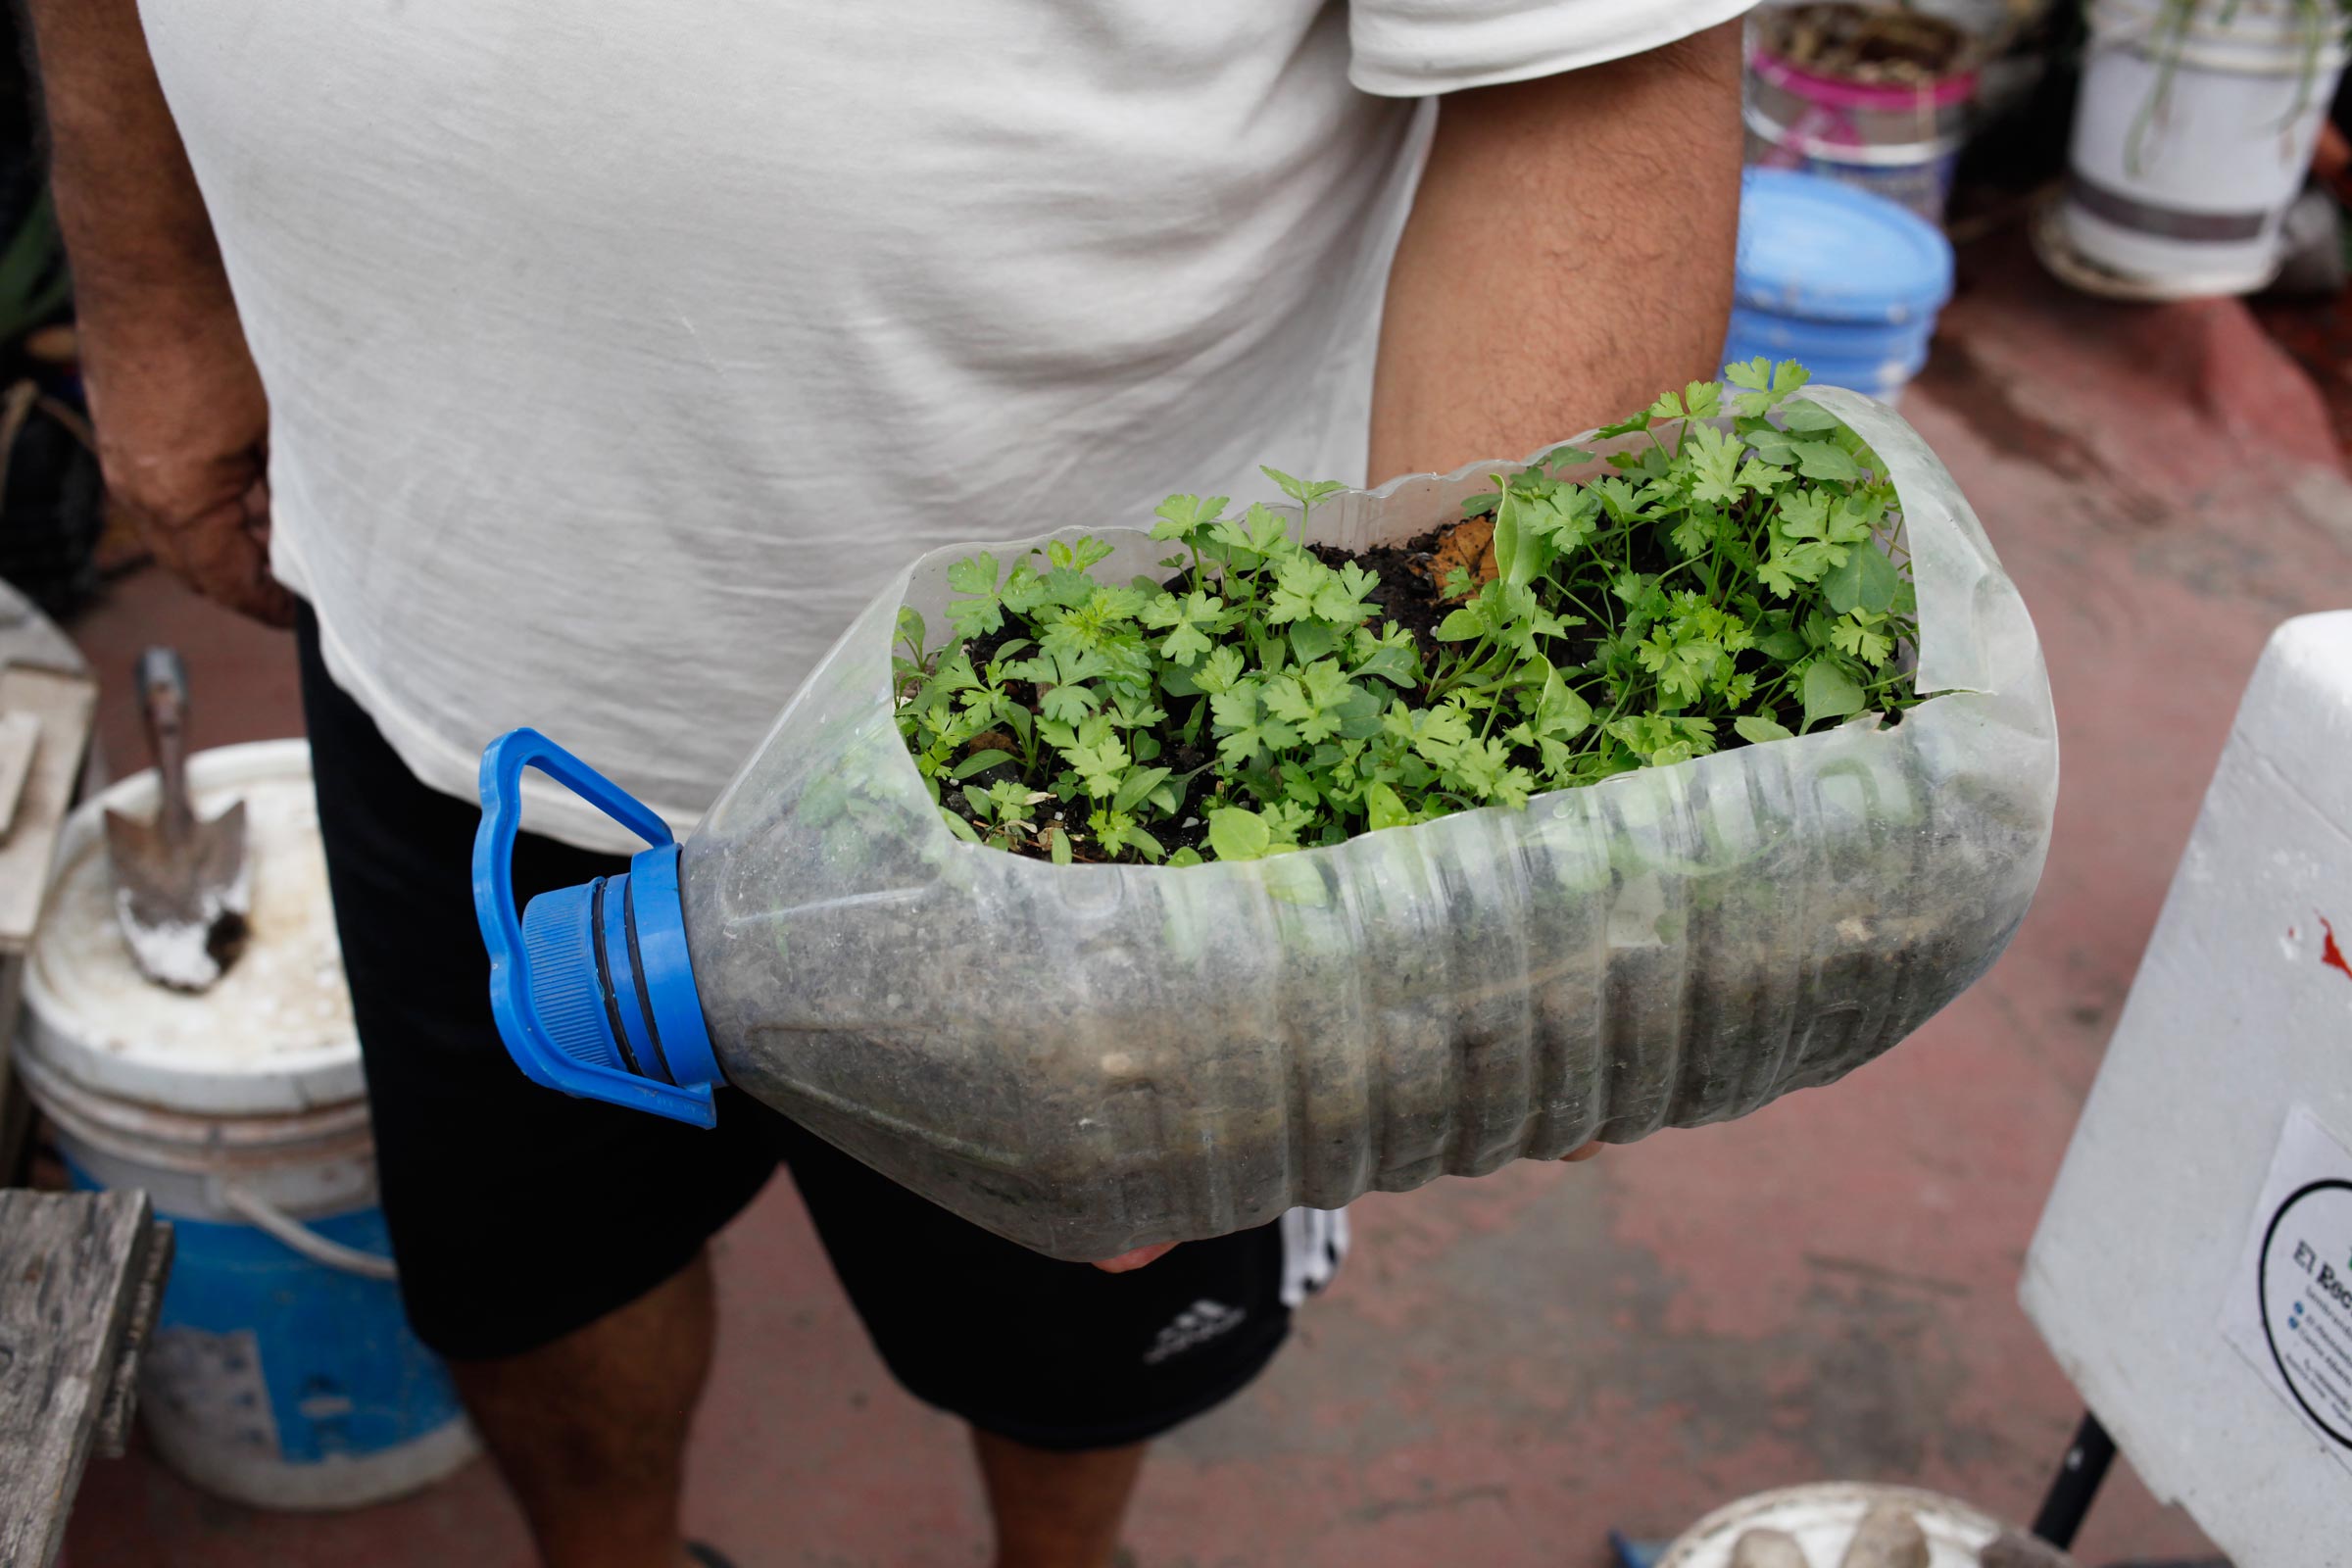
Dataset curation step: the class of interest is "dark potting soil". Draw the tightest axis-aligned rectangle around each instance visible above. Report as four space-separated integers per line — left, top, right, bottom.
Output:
952 611 1229 862
1311 534 1448 654
1309 518 1676 679
1300 515 1888 754
1755 2 1973 84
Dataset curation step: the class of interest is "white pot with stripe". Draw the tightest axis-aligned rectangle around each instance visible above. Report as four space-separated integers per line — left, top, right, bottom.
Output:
2064 0 2348 296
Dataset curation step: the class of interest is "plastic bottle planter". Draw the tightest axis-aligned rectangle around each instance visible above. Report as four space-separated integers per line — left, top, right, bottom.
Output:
474 388 2056 1262
2064 0 2350 295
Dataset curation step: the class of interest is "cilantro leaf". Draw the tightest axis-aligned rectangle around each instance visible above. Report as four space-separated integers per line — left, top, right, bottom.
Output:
1365 782 1412 832
1800 661 1865 728
1830 612 1894 667
1194 645 1246 694
1038 682 1098 726
1685 422 1743 506
1206 807 1272 862
944 552 1005 638
1151 493 1227 543
1260 466 1347 511
1209 680 1299 765
1821 542 1902 616
1139 589 1224 664
946 552 1001 598
1725 358 1812 417
1264 557 1329 625
1791 440 1861 483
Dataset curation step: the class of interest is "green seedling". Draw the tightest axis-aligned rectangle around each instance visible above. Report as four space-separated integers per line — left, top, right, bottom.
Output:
896 360 1921 862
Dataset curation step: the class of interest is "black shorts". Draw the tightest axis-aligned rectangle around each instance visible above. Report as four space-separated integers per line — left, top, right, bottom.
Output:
295 608 1344 1449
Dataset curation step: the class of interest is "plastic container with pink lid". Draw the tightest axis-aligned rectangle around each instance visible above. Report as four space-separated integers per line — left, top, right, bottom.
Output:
1744 4 1981 225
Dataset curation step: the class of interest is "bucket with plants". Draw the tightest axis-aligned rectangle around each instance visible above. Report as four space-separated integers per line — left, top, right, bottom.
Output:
1744 3 1982 223
472 363 2057 1261
2060 0 2350 295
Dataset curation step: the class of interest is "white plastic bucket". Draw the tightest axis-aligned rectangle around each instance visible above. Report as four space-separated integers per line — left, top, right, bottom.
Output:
1660 1481 2007 1567
18 740 475 1510
2065 0 2348 295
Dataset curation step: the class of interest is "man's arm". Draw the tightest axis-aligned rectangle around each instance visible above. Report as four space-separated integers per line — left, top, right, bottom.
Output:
24 0 290 624
1368 22 1745 483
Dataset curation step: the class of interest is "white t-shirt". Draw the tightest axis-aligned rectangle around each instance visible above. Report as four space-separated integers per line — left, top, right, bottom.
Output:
144 0 1746 851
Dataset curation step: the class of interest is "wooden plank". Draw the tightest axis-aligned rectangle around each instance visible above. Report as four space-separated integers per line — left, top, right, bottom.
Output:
0 956 27 1188
0 663 95 956
0 585 85 678
0 711 42 842
90 1218 171 1459
0 1190 166 1568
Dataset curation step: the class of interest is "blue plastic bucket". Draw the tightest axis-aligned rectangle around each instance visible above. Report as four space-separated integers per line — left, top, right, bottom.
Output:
19 741 474 1509
1727 169 1955 403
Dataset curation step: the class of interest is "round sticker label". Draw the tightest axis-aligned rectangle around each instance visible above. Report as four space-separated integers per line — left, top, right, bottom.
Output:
2258 1178 2352 1448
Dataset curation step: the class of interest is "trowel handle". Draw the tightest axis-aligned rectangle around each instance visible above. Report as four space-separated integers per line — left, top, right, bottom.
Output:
134 646 194 839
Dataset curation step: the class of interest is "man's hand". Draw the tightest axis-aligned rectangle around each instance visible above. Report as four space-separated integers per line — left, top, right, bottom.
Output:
25 0 293 627
1092 1243 1179 1274
1369 22 1745 481
89 311 289 626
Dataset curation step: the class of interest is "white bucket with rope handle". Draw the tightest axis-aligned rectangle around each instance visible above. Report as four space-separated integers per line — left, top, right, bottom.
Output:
17 739 474 1510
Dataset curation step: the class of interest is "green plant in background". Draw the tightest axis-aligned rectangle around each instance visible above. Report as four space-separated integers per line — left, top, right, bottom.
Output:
893 359 1922 865
0 189 68 347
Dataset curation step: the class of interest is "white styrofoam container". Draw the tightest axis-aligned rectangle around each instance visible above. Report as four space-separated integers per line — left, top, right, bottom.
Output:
2023 612 2352 1567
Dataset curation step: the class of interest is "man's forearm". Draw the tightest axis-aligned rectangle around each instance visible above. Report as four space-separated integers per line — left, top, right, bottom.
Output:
25 0 241 349
24 0 237 321
24 0 287 624
1368 22 1745 482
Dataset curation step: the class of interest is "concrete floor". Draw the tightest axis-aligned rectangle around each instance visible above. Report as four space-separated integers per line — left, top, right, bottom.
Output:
55 232 2352 1567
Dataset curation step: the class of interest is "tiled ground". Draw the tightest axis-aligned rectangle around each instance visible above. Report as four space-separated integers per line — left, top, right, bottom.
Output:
56 231 2351 1567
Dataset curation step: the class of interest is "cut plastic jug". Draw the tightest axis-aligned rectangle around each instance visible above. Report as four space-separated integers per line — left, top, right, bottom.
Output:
473 387 2058 1262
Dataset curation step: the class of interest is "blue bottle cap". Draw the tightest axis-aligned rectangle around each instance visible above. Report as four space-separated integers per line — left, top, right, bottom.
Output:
473 729 722 1127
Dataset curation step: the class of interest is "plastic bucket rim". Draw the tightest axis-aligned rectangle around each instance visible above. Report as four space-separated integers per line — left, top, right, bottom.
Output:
2086 0 2352 71
22 737 365 1113
16 1039 372 1153
1657 1480 2005 1567
1749 46 1981 110
1730 281 1952 323
1744 101 1969 165
1736 169 1957 318
1726 302 1941 341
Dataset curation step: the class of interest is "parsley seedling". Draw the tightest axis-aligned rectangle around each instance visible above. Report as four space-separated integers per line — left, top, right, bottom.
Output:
895 361 1922 862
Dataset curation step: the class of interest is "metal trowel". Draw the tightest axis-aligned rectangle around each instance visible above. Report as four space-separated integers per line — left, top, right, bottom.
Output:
103 647 250 990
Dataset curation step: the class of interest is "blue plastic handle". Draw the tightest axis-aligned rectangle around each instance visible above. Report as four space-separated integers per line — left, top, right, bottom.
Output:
472 728 716 1126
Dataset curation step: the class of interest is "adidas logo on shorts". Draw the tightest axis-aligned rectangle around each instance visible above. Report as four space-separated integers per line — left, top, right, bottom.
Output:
1143 1298 1247 1364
